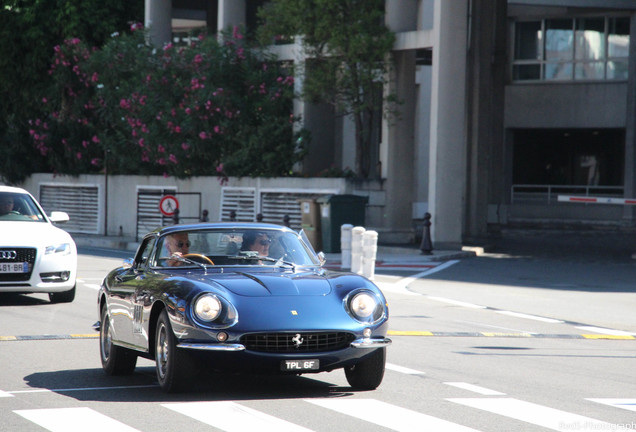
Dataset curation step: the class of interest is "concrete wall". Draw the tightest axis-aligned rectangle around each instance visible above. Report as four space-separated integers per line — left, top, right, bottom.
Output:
505 82 628 129
20 174 349 238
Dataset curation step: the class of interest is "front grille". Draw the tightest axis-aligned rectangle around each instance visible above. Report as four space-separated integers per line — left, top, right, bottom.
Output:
241 332 355 353
0 248 36 282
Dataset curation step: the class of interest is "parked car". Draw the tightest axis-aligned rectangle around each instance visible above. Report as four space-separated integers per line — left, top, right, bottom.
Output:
0 186 77 303
96 223 391 392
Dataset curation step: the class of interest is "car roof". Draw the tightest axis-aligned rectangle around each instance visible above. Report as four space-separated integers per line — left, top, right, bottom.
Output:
0 185 30 194
156 222 295 236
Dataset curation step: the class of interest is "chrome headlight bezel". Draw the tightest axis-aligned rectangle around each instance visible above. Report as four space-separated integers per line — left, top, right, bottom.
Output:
344 289 386 325
190 293 238 329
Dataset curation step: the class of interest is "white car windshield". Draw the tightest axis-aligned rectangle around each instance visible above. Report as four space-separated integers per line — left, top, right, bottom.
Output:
154 228 321 268
0 192 46 222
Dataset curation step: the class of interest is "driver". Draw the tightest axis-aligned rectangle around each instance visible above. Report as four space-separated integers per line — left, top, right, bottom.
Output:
0 194 17 216
164 232 190 266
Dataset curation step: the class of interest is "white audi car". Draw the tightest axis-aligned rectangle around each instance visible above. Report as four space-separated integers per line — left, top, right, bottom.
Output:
0 186 77 303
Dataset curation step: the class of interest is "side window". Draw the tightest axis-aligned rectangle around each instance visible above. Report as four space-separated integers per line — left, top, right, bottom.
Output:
135 237 157 269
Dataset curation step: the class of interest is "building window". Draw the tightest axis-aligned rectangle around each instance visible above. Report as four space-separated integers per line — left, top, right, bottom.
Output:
513 17 630 82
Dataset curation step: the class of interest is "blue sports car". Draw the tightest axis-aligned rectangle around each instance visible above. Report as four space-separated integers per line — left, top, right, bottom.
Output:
96 223 391 392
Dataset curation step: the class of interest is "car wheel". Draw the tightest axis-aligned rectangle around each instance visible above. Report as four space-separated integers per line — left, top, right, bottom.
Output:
344 348 386 390
100 305 137 375
155 309 194 393
49 284 76 303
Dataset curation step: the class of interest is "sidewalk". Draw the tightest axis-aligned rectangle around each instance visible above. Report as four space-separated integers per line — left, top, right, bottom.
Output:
70 233 474 267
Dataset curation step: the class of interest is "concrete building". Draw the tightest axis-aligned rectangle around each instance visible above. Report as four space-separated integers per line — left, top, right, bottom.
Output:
51 0 635 247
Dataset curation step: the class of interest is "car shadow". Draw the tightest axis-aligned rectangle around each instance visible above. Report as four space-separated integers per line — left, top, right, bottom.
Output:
0 293 49 306
22 367 355 403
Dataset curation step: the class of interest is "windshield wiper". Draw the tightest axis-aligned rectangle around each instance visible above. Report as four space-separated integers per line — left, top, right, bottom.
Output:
227 255 295 269
159 256 209 272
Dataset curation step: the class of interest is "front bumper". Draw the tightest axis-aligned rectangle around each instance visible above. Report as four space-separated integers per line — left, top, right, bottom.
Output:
177 337 392 351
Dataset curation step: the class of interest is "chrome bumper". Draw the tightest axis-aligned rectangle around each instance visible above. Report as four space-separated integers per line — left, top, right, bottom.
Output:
178 342 245 351
351 337 392 348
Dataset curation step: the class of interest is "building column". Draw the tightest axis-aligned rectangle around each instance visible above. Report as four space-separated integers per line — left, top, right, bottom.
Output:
218 0 245 32
383 50 416 239
623 13 636 224
145 0 172 47
428 0 469 248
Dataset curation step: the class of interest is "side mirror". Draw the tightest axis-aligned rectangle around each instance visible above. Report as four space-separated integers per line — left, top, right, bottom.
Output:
49 211 70 224
122 258 134 269
317 251 326 266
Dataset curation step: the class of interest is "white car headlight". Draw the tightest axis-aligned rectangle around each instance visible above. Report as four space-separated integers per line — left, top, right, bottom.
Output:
193 294 222 322
347 290 384 323
45 243 71 255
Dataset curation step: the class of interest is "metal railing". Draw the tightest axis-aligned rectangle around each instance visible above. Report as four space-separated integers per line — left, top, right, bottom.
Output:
511 184 624 204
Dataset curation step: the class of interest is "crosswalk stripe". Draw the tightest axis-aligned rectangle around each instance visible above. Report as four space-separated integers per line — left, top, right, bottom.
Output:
14 407 141 432
447 398 624 431
163 401 314 432
444 382 506 396
386 362 426 375
587 398 636 412
306 398 481 432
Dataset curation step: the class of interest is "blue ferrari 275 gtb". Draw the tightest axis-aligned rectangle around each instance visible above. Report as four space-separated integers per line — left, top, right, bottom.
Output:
96 222 391 392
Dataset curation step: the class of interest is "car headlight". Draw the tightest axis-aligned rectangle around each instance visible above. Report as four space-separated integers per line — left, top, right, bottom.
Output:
193 294 222 322
45 243 71 255
346 290 385 324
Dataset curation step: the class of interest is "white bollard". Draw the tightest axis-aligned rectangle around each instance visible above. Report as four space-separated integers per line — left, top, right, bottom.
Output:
340 224 353 270
362 230 378 279
350 226 365 275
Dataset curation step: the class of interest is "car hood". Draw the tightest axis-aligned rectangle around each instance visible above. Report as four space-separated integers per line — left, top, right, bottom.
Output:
196 270 332 297
0 221 74 247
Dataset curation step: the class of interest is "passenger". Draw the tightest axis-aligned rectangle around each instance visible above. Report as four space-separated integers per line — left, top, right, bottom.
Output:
164 232 190 266
0 194 16 216
241 231 271 258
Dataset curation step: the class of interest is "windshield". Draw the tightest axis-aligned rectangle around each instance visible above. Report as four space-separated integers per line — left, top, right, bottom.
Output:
153 228 321 268
0 192 46 222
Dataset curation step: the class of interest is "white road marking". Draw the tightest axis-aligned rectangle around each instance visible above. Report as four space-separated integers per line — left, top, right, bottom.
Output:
495 310 564 324
0 389 14 397
587 398 636 412
427 296 487 309
575 326 636 336
82 283 101 290
377 260 460 296
306 398 482 432
163 401 314 432
8 385 157 394
386 363 426 375
14 407 141 432
447 398 628 431
444 382 506 396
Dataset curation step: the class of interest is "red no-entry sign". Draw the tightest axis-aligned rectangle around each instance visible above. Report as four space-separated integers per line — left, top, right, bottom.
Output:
159 195 179 216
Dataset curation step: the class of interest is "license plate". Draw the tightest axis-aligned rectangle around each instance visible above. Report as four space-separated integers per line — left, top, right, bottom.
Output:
0 262 28 273
281 359 319 371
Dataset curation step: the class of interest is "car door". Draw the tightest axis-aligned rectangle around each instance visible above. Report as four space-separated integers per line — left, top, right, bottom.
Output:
108 236 156 349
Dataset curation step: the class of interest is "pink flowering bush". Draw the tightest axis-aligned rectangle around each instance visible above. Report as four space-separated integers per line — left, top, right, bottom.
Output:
30 25 308 178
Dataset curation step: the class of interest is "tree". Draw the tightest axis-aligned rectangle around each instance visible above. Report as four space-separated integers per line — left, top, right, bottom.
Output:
0 0 143 184
28 26 308 179
257 0 396 179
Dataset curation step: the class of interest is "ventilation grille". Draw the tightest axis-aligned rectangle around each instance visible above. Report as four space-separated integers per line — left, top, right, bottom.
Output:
39 185 99 234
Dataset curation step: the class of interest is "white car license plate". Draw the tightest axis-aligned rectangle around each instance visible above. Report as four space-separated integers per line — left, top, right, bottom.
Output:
282 359 319 371
0 262 28 273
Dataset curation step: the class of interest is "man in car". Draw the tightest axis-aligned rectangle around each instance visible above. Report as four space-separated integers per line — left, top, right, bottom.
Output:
0 194 16 216
163 232 190 266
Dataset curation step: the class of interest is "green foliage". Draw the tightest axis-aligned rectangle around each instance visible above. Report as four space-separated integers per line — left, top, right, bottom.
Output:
27 26 308 179
0 0 143 184
257 0 396 178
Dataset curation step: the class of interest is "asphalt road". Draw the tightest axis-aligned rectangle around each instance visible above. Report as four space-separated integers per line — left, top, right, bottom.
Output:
1 237 635 431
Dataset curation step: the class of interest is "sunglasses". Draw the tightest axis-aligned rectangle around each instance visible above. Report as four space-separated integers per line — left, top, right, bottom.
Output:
177 241 191 248
258 239 272 246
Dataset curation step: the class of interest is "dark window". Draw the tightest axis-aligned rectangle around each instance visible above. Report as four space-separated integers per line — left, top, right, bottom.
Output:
513 129 624 187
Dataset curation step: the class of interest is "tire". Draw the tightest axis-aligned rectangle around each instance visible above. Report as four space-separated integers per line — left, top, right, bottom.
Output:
344 348 386 390
49 284 76 303
155 309 194 393
100 305 137 375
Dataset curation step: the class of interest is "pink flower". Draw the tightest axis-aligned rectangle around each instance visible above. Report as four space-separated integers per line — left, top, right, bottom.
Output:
174 126 181 133
181 142 190 150
82 140 88 148
42 97 48 104
199 131 207 140
158 145 165 153
91 135 100 143
169 154 178 163
214 126 220 133
76 152 82 160
138 138 145 147
91 158 100 166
